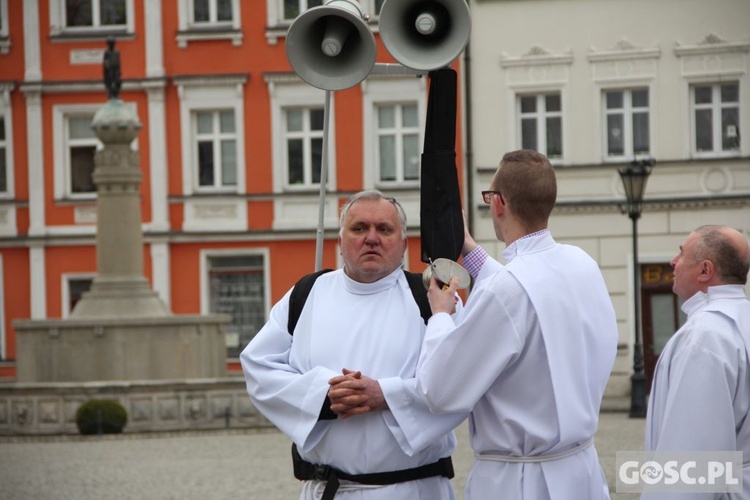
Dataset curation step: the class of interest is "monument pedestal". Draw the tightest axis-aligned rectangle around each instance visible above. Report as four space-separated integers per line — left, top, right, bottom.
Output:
0 377 266 436
15 315 229 382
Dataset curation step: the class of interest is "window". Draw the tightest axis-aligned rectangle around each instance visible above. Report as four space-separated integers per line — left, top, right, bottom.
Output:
267 75 336 228
63 275 94 317
206 254 267 358
283 0 323 21
604 88 650 160
175 76 246 198
193 110 238 190
278 0 382 20
53 103 137 201
67 114 99 196
50 0 134 37
176 0 242 47
0 0 9 54
64 0 126 29
0 84 15 201
518 93 563 159
362 76 426 191
691 82 740 156
178 88 247 230
285 107 324 188
192 0 233 25
0 115 6 193
377 103 419 183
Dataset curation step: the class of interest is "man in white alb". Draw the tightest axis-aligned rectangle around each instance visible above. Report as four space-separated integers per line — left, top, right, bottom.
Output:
418 149 618 499
644 225 750 500
241 190 465 500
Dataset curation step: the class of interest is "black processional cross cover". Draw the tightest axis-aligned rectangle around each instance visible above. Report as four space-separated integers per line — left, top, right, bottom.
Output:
420 68 464 263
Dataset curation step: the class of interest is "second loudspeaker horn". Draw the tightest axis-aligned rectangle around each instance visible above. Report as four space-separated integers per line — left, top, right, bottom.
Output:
379 0 471 72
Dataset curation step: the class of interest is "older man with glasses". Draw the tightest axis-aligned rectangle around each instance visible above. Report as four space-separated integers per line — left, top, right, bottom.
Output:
417 149 619 499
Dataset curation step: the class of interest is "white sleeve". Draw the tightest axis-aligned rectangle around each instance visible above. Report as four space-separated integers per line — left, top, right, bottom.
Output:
416 273 524 414
378 376 467 456
239 290 338 452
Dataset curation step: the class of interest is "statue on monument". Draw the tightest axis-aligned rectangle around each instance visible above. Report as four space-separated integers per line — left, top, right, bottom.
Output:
103 36 122 100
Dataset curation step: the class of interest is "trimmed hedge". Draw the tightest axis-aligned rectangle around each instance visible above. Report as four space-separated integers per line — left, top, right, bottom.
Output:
76 399 128 435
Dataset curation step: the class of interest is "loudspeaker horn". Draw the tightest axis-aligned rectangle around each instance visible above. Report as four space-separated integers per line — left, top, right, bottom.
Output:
286 0 377 91
379 0 471 72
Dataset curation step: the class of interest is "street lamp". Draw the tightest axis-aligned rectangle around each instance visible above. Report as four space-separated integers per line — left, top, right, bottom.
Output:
618 158 654 419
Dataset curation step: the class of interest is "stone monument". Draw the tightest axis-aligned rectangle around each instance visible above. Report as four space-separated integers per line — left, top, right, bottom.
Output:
1 41 258 435
14 38 227 382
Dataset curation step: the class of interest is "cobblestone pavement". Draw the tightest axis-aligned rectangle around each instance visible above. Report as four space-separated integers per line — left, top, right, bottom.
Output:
0 411 644 500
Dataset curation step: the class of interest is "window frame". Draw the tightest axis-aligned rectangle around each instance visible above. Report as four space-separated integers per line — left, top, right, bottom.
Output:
279 0 323 23
282 106 326 190
602 87 652 163
374 102 421 186
199 248 271 360
61 273 95 318
0 84 14 199
66 114 99 196
176 0 243 48
362 75 427 190
268 77 335 194
270 0 382 22
267 75 337 230
689 80 741 158
53 104 101 201
190 0 234 26
192 108 240 192
53 102 138 201
516 90 565 163
265 0 381 43
176 78 246 197
0 0 9 54
50 0 135 37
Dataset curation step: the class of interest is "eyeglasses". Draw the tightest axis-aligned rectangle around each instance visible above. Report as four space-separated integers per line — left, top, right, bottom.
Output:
481 190 505 205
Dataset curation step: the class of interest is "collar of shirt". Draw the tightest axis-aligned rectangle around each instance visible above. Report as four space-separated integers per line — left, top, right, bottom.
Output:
342 266 402 295
680 284 747 316
502 229 553 263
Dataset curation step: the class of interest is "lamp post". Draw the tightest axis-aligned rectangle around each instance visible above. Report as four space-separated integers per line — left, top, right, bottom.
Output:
618 158 654 419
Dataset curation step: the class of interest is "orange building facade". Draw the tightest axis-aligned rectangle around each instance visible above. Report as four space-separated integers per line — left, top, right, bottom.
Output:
0 0 464 378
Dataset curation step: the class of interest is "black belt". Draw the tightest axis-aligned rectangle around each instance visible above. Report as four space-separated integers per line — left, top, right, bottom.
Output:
292 444 454 500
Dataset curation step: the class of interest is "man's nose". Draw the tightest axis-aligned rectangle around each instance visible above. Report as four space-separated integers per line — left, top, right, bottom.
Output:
364 228 379 244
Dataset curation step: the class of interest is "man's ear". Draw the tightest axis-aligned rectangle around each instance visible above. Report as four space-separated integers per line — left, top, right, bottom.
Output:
698 260 715 283
491 197 504 218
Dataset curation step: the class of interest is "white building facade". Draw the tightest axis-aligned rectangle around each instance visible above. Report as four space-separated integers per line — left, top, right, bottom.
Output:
464 0 750 400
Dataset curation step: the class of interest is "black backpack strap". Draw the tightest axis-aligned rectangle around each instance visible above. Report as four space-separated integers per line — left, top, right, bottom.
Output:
288 269 333 335
403 270 431 325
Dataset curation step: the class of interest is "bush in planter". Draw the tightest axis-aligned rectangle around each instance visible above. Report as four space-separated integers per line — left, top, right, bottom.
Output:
76 399 128 435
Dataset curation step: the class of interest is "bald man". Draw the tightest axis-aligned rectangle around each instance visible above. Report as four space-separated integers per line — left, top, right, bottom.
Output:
644 225 750 500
